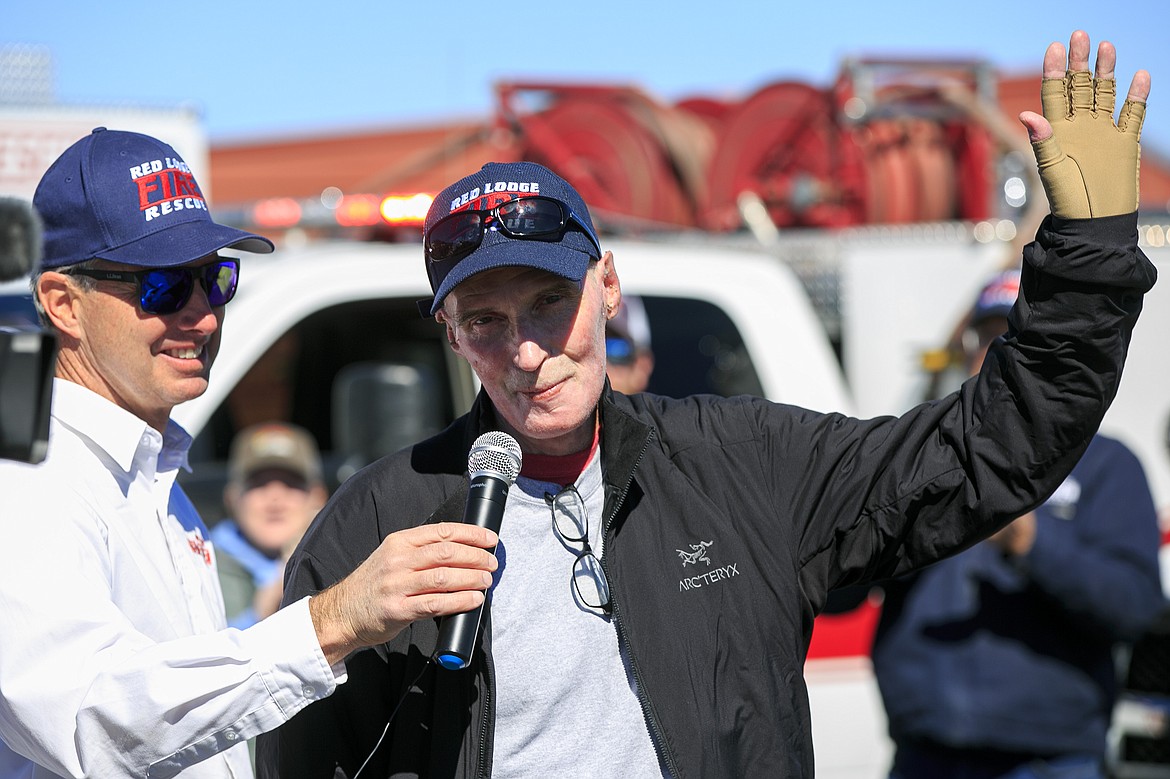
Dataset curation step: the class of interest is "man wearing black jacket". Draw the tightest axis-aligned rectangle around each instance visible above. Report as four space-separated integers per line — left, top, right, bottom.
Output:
259 31 1156 778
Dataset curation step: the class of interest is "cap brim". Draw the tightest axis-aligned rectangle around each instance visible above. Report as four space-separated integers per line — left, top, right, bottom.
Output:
971 306 1013 325
429 234 594 315
238 458 309 480
97 220 274 267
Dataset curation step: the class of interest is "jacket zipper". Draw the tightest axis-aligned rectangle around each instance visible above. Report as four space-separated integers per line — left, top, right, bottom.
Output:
602 428 681 779
475 608 494 777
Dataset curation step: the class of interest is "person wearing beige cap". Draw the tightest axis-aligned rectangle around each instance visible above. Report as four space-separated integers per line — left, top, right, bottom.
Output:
212 423 328 630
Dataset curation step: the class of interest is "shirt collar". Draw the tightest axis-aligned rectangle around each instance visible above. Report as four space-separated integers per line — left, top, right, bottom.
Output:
50 379 193 474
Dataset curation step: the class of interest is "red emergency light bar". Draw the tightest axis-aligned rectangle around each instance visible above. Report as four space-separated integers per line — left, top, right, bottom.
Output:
335 194 382 227
246 192 433 231
251 197 302 229
380 193 433 225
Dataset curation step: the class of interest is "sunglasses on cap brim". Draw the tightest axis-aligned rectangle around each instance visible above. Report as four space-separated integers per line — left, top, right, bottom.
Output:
424 195 601 270
65 258 240 316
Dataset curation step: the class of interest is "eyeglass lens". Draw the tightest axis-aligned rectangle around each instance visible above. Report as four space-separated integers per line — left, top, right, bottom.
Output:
496 197 566 235
605 336 636 365
428 214 486 262
551 488 588 542
550 488 611 611
141 261 238 314
572 551 611 611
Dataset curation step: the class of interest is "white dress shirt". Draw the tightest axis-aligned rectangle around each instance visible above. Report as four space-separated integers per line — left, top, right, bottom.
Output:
0 380 343 778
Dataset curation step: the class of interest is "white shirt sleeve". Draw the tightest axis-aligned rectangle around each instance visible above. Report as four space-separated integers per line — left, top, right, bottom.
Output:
0 467 344 779
76 598 339 779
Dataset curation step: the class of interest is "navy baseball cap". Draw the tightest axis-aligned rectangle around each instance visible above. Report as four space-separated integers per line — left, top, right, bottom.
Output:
971 268 1021 324
33 127 273 270
422 161 602 315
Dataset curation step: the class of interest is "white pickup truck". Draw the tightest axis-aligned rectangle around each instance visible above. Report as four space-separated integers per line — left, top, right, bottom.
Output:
0 233 890 775
5 223 1168 778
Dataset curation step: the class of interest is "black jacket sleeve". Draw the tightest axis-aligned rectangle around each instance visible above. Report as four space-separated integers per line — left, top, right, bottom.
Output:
786 213 1156 605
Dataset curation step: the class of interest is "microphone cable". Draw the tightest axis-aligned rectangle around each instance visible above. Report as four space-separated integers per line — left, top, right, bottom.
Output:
351 659 430 779
355 431 519 775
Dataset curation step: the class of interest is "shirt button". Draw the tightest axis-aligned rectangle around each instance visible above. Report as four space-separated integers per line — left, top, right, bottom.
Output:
302 685 316 698
225 730 238 742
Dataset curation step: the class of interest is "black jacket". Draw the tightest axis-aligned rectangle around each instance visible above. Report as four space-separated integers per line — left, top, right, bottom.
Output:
258 214 1155 778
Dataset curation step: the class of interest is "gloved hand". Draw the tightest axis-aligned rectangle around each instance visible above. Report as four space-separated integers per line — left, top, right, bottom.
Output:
1028 33 1147 219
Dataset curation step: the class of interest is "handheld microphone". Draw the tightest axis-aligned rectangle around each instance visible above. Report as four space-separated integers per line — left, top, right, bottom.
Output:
433 431 522 671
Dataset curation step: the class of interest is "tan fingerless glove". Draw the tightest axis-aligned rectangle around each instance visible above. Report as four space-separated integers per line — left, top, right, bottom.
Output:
1032 69 1145 218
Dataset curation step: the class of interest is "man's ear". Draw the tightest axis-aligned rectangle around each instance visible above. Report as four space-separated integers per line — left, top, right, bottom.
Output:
599 251 621 318
36 272 83 339
436 311 460 353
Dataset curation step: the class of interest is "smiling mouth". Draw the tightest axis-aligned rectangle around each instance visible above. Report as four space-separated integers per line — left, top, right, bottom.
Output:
165 345 204 360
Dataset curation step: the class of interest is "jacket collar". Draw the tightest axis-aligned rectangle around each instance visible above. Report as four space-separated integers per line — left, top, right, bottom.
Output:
433 381 655 508
597 381 655 524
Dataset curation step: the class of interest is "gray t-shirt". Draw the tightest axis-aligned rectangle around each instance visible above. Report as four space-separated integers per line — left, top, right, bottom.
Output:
488 449 667 777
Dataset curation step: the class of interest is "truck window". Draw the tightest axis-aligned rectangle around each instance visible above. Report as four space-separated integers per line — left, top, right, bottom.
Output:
181 296 472 523
641 296 764 399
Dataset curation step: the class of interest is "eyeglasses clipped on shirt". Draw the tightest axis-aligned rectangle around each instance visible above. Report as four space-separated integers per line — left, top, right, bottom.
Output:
546 485 612 613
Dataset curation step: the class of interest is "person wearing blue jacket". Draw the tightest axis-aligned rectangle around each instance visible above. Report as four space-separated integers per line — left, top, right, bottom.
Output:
212 422 328 630
870 269 1167 779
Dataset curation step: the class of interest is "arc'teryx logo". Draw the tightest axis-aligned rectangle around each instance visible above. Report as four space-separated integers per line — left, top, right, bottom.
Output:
676 540 741 592
677 540 713 566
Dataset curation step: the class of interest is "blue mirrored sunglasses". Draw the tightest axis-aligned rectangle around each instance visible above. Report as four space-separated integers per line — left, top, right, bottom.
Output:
606 335 636 365
66 258 240 315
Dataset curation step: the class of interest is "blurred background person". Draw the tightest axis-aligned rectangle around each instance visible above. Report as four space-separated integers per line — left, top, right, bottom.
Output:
605 294 654 394
869 269 1167 779
211 422 327 630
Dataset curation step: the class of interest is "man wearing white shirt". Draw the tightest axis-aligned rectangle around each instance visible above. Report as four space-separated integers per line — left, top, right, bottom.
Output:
0 128 502 778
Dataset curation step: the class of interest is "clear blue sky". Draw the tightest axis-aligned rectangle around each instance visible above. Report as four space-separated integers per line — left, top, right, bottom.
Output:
6 1 1169 156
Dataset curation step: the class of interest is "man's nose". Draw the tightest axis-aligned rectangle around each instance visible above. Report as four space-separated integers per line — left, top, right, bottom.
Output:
176 282 219 333
514 336 550 371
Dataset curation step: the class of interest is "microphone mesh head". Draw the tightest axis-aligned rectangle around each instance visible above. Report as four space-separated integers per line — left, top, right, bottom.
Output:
468 431 522 484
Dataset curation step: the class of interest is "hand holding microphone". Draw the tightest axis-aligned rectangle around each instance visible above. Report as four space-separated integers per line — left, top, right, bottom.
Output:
306 432 520 667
